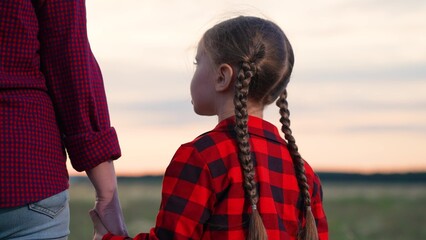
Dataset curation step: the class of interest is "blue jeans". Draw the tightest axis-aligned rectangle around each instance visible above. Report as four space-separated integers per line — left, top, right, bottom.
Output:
0 190 70 240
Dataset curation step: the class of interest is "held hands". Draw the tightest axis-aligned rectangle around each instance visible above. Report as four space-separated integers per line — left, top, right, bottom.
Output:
95 190 128 235
89 209 108 240
90 190 129 239
86 161 129 239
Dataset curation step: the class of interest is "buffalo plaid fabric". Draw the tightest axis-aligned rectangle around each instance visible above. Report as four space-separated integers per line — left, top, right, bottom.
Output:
0 0 121 207
105 116 328 240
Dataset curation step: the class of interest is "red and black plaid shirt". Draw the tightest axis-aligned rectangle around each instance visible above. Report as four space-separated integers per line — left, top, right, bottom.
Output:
105 116 328 240
0 0 120 207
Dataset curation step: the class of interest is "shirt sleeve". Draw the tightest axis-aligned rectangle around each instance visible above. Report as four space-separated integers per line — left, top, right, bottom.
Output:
310 173 329 240
151 144 215 239
104 144 215 240
36 0 121 171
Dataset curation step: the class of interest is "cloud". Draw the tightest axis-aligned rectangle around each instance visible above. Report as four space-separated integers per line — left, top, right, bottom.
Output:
109 98 212 127
334 100 426 112
337 0 426 12
297 63 426 82
342 124 426 134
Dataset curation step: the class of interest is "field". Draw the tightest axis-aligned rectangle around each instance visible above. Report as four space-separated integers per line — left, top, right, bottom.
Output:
68 178 426 240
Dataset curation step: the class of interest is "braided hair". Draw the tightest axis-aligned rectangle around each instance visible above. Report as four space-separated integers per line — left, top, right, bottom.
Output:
202 16 318 240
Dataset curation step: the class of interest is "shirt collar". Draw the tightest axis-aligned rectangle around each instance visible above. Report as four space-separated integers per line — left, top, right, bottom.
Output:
212 115 286 145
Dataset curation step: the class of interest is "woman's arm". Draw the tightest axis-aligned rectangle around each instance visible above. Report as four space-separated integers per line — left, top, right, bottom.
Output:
37 0 121 171
87 161 128 236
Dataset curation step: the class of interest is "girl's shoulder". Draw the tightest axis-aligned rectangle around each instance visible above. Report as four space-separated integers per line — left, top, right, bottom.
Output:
172 129 235 165
303 160 316 176
303 159 324 193
184 128 234 152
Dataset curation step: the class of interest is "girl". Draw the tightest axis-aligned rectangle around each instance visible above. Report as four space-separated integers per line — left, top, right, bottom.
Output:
92 15 328 240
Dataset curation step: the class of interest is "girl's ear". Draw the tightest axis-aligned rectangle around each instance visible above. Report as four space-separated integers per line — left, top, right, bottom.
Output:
215 63 234 92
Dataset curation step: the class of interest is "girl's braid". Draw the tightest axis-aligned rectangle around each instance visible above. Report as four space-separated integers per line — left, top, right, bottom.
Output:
234 62 257 206
234 62 267 240
276 90 310 206
276 89 318 240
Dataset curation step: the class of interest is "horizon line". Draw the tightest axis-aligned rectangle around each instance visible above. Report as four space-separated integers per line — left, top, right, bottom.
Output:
69 169 426 178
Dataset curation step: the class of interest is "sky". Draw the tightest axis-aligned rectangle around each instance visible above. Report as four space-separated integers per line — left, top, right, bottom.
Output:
68 0 426 176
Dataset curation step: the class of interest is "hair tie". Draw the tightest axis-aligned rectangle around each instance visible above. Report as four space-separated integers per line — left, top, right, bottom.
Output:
251 204 257 210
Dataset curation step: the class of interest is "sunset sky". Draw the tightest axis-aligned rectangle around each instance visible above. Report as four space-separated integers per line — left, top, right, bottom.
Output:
68 0 426 176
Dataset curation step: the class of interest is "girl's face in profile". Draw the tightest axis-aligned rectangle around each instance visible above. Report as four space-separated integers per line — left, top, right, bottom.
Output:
190 43 218 116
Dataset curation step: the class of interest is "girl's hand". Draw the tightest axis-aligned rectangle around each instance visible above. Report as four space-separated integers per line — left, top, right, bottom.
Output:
89 209 109 240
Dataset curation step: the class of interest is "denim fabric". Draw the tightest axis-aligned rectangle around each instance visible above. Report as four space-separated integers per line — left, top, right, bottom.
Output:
0 190 70 240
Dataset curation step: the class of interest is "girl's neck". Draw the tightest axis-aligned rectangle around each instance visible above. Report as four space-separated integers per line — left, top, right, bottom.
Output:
217 102 264 122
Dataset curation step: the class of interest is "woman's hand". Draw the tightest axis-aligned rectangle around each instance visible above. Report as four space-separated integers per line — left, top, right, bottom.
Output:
86 161 128 236
89 209 109 240
93 190 128 236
